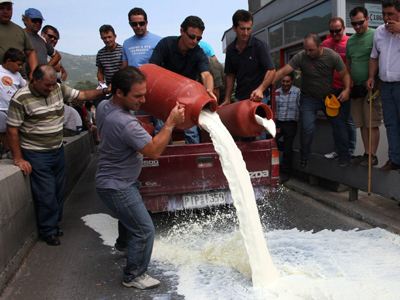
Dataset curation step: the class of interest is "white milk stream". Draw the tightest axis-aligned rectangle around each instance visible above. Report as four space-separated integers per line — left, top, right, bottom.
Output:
198 110 279 288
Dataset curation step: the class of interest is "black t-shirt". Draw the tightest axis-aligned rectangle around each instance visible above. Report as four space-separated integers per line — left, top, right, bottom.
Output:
224 36 274 100
149 36 209 80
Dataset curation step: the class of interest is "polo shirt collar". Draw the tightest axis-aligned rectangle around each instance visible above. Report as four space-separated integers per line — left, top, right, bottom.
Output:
233 35 255 51
29 83 43 97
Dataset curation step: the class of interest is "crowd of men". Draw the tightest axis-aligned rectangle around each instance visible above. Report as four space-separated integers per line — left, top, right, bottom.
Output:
1 0 400 291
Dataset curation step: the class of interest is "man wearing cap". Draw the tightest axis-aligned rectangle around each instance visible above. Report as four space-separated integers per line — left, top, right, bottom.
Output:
0 0 37 79
22 8 61 75
274 33 351 168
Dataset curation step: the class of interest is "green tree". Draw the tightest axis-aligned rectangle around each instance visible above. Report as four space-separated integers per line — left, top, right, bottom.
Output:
74 80 97 90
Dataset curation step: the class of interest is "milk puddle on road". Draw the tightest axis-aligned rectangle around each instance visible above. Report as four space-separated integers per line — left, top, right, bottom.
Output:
82 212 400 300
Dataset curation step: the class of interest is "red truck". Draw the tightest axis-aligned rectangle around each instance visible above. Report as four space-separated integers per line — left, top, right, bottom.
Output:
138 129 279 213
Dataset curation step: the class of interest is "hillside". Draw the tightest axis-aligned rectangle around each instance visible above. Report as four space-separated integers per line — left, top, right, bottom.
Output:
60 52 97 88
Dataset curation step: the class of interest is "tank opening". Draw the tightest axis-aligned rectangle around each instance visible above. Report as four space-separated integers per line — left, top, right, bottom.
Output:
255 105 272 119
203 100 218 112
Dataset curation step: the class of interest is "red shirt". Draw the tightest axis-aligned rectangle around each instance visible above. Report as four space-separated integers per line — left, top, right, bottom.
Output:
321 35 349 89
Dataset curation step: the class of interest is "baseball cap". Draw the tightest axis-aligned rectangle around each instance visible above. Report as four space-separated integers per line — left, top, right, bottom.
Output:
325 94 341 117
0 0 14 4
24 8 44 20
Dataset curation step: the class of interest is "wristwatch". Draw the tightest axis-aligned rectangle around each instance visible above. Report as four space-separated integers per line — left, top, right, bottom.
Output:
102 87 108 95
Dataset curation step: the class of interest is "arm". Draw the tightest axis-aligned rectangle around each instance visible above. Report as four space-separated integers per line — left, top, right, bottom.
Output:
77 88 109 101
200 71 216 100
250 69 276 102
367 58 379 90
120 61 128 69
140 102 185 159
97 66 105 83
337 68 351 102
221 73 235 106
274 64 294 85
60 65 68 81
48 50 61 67
6 126 32 175
25 50 38 80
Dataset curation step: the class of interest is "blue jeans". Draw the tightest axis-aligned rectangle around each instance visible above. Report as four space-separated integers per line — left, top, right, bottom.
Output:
96 183 155 281
22 147 65 237
300 94 350 161
380 81 400 165
155 119 200 144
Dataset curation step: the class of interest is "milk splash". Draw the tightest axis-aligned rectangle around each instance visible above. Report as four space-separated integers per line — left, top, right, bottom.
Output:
198 110 279 288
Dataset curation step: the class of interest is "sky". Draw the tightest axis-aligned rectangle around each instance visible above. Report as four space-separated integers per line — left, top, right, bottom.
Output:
12 0 248 60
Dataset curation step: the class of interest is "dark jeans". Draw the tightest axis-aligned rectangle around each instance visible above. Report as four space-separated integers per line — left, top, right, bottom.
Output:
22 147 65 237
300 94 350 161
96 183 155 282
380 81 400 165
276 120 297 173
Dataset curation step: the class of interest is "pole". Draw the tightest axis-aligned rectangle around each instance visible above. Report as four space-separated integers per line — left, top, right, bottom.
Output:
368 90 372 195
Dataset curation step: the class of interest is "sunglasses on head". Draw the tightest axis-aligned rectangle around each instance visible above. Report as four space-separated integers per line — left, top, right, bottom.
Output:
329 28 342 34
185 31 202 42
351 20 365 27
129 21 146 27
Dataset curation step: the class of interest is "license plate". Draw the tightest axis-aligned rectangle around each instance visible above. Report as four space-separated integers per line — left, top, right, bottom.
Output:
182 191 226 209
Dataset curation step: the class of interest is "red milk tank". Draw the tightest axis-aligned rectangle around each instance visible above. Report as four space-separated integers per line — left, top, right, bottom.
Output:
217 100 274 137
139 64 218 130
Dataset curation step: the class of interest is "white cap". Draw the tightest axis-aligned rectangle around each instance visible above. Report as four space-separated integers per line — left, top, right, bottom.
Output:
0 0 13 4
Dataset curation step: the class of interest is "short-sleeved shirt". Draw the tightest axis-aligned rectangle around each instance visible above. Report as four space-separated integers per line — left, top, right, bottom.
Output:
346 28 375 85
289 48 345 100
96 44 123 85
7 84 79 151
0 21 33 64
27 31 54 65
0 65 27 111
149 36 209 80
321 35 349 89
275 85 301 121
199 40 215 57
224 36 275 100
122 32 161 67
370 24 400 82
95 99 152 189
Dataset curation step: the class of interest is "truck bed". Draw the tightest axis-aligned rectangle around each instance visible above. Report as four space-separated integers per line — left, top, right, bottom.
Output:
139 139 279 212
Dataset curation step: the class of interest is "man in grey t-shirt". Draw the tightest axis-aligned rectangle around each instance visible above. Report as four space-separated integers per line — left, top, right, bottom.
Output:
95 67 184 289
274 33 351 167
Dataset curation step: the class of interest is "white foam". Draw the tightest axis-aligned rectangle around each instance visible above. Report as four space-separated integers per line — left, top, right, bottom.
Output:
82 213 400 299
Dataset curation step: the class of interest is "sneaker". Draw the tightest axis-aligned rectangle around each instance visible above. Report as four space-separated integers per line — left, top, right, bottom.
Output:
338 159 350 167
122 273 160 289
324 151 338 159
359 155 378 167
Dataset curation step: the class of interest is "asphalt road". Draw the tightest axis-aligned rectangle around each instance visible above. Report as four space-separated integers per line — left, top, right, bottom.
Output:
1 159 370 300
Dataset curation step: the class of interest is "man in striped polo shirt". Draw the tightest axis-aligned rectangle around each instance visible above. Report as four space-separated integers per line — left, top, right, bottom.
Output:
96 24 122 88
6 65 108 246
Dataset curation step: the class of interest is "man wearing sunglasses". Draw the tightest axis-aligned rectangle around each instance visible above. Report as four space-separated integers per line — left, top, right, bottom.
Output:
347 7 382 167
41 25 68 82
321 17 356 164
121 7 161 68
368 0 400 170
22 8 61 76
0 0 37 80
149 15 215 144
222 9 275 106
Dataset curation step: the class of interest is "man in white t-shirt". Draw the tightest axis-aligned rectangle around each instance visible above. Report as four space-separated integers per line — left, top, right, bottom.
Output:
0 48 26 156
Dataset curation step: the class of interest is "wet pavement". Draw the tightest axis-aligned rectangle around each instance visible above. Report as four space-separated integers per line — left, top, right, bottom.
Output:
2 157 399 300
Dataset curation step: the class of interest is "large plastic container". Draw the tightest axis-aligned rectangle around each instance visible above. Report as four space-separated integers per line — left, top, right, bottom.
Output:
139 64 218 129
217 100 274 137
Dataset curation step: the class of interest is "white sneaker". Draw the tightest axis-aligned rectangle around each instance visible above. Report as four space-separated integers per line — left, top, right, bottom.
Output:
324 151 338 159
122 273 160 289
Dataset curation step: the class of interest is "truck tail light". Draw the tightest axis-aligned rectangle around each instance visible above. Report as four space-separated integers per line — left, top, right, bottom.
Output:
271 149 279 177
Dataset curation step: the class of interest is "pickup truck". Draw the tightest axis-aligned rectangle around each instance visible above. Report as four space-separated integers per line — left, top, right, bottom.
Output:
138 125 279 213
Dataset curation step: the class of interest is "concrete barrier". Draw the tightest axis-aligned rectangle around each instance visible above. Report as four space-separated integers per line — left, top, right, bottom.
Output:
0 132 92 292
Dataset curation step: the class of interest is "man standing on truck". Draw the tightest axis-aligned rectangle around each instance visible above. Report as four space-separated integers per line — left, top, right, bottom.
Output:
149 15 215 144
95 67 185 289
222 9 275 105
